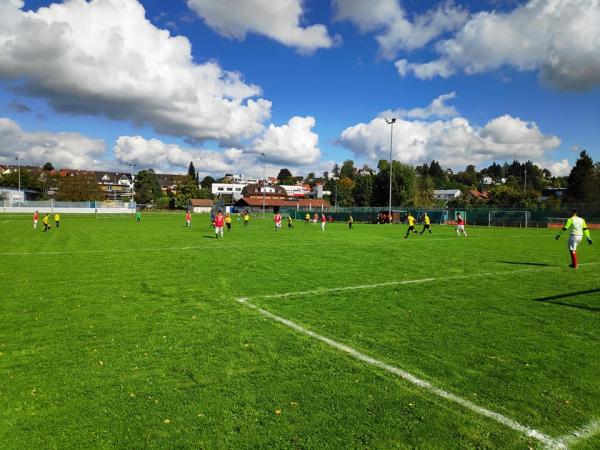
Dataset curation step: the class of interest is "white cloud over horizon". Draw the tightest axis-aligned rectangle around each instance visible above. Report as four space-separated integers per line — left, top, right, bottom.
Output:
187 0 338 53
0 117 105 169
338 106 571 175
0 0 271 143
396 0 600 91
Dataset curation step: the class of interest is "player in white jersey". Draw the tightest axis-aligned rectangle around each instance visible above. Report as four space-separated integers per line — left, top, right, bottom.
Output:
555 209 593 269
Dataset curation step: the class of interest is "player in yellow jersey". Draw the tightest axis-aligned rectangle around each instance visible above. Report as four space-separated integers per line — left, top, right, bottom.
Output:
54 212 61 228
555 209 592 269
243 211 250 227
419 212 432 235
304 212 310 224
42 213 51 232
225 212 232 231
404 213 418 239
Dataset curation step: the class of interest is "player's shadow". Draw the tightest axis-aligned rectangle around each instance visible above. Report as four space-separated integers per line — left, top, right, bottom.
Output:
203 235 216 239
497 261 550 266
534 288 600 312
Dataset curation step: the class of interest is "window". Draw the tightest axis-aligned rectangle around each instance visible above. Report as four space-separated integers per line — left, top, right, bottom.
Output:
227 187 232 191
218 187 224 191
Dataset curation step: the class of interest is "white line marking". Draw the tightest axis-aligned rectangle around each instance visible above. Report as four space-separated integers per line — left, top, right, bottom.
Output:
560 420 600 446
254 265 600 300
236 297 564 449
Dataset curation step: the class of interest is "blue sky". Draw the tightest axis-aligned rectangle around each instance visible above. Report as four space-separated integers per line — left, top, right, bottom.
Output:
1 0 599 177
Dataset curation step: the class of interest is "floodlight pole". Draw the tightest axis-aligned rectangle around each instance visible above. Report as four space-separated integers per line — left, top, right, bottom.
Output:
385 118 396 222
128 163 136 206
16 156 21 206
260 152 266 217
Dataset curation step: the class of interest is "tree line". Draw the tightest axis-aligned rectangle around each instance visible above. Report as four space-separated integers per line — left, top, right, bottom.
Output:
1 151 598 208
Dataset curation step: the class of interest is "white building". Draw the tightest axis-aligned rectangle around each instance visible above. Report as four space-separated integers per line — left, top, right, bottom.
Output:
433 189 461 201
211 183 246 200
279 184 311 197
0 188 25 204
231 174 259 184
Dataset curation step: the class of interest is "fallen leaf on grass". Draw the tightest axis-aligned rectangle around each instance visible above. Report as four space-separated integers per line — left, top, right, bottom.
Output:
275 409 281 415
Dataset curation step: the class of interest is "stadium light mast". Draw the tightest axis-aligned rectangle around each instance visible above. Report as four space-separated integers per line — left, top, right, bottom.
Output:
128 163 136 205
15 156 21 206
385 118 396 222
260 152 266 217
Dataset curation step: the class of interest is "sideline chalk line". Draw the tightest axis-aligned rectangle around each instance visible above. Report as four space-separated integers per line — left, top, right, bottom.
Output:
253 263 597 300
236 296 564 449
559 420 600 447
0 233 559 256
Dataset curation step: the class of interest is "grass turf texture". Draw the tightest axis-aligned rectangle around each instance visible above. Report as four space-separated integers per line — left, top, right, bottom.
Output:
1 213 599 449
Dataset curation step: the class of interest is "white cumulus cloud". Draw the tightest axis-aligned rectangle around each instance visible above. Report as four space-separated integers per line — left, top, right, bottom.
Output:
398 0 600 90
253 116 321 165
334 0 468 58
338 106 562 170
380 92 459 120
0 118 105 168
0 0 271 142
113 115 322 175
187 0 338 53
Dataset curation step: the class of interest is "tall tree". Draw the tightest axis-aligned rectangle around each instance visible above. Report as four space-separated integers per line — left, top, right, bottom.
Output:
187 161 196 179
339 159 356 181
200 175 215 189
56 173 102 201
372 160 416 206
277 168 293 184
175 176 200 209
567 150 597 202
134 169 162 204
353 172 374 206
43 162 54 171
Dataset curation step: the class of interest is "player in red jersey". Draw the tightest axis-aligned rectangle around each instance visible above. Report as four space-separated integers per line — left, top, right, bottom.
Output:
185 210 191 228
214 210 225 238
273 212 282 231
321 213 326 231
32 210 39 229
456 212 467 237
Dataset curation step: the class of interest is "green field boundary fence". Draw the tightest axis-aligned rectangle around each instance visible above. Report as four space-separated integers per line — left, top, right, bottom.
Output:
279 206 600 228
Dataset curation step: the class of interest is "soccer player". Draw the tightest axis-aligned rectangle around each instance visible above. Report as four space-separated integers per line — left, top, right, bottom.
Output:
320 213 326 231
225 212 232 231
274 211 282 231
54 212 61 228
348 214 353 230
404 212 418 238
420 212 432 235
185 210 191 227
42 213 51 232
555 209 593 269
313 212 318 224
214 210 225 238
136 211 141 222
287 215 294 230
243 211 250 227
32 210 39 229
456 212 467 237
305 212 310 224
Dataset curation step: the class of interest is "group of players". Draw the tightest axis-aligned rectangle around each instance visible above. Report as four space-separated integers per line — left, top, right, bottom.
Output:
32 210 60 232
30 207 592 270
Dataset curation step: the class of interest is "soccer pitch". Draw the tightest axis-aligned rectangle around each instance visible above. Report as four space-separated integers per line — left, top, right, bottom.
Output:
1 213 599 449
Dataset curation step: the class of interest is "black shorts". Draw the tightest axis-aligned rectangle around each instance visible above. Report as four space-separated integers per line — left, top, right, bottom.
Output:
408 225 415 231
423 224 430 229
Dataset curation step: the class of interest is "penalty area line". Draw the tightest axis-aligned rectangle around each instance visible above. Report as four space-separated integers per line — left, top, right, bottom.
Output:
560 419 600 447
254 265 573 300
236 297 564 449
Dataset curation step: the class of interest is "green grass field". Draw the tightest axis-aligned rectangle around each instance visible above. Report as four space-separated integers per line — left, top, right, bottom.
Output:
1 213 599 449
